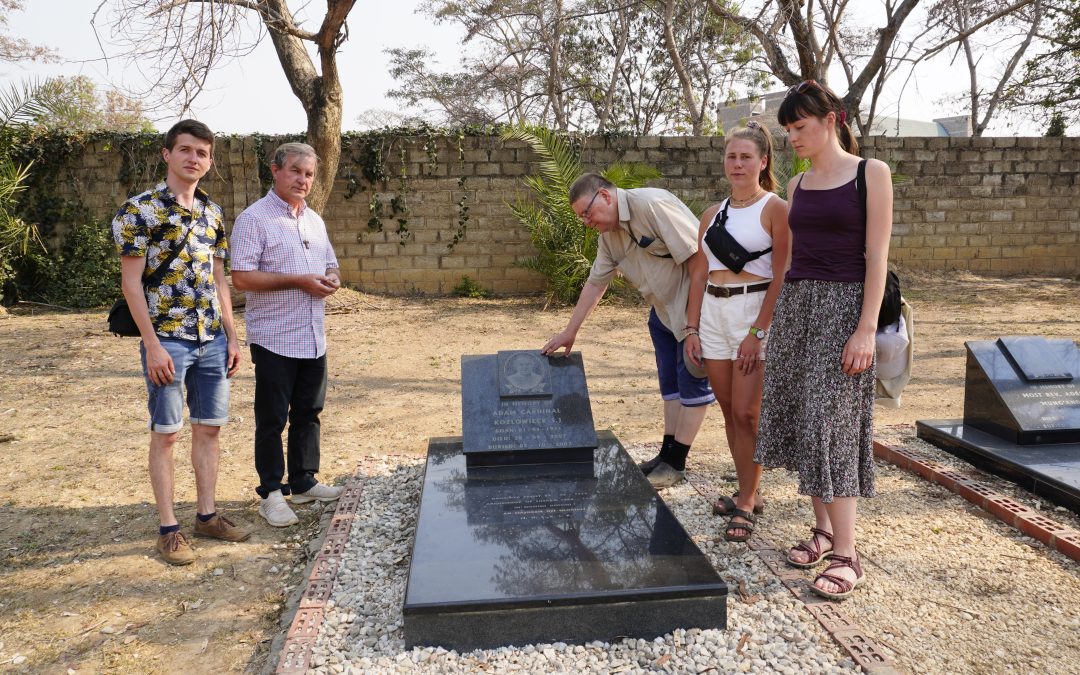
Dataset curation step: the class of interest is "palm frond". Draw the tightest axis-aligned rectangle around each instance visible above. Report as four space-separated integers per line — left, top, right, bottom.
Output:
502 124 665 304
0 79 52 131
501 125 582 193
602 162 661 189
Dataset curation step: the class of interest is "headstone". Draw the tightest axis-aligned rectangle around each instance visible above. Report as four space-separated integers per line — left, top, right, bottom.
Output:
917 336 1080 513
964 337 1080 444
462 350 598 466
402 353 728 651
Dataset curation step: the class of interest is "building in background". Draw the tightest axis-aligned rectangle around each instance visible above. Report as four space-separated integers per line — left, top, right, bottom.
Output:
717 91 971 137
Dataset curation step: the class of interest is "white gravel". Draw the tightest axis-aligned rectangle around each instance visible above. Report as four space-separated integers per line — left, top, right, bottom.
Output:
289 429 1080 674
306 450 857 674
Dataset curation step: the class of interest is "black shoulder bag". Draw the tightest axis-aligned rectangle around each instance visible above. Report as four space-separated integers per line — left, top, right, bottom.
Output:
108 225 196 336
854 159 902 329
702 199 772 273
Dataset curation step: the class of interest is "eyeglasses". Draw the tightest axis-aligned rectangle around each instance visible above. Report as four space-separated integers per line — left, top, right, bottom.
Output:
787 79 821 96
580 190 602 220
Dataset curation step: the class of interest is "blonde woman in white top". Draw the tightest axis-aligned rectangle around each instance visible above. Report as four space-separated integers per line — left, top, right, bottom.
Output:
684 121 791 542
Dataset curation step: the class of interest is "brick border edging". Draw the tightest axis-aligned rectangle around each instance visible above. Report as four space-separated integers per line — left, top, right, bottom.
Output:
872 441 1080 562
684 471 902 675
275 469 365 674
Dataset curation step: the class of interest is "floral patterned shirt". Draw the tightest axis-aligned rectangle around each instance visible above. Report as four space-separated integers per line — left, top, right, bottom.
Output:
112 183 229 342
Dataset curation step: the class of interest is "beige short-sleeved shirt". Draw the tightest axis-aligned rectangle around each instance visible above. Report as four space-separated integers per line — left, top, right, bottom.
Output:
587 187 699 340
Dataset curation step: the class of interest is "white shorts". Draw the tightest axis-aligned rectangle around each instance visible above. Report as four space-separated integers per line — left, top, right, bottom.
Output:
699 285 767 361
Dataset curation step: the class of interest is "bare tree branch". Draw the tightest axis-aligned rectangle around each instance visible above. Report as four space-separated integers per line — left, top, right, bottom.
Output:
707 0 800 84
917 0 1036 63
99 0 357 211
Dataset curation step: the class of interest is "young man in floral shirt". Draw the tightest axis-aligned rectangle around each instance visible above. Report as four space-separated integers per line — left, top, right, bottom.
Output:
113 119 250 565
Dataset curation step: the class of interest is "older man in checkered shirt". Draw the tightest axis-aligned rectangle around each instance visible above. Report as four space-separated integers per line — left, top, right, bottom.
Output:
231 142 344 527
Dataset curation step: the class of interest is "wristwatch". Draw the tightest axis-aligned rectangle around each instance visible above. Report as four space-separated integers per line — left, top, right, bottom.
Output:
749 326 768 339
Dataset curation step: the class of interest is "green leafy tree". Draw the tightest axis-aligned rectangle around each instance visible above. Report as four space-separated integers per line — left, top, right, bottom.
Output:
502 125 661 305
35 76 154 133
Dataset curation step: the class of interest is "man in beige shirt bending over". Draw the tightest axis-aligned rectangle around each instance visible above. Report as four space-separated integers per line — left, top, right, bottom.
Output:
542 173 714 488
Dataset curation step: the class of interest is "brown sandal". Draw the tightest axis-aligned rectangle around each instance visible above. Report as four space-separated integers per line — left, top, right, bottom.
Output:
723 509 757 543
811 553 865 600
711 491 766 516
785 527 833 568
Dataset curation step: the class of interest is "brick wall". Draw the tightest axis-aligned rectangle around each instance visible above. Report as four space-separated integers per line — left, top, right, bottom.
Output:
42 134 1080 294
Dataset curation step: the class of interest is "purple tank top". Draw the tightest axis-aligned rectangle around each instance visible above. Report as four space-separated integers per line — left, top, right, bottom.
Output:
786 177 866 283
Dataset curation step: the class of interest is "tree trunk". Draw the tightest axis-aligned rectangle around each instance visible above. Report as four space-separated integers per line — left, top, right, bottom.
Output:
304 88 343 213
662 0 703 134
548 0 567 130
260 0 353 213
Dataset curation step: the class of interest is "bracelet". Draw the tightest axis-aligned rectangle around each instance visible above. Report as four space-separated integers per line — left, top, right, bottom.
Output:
684 328 700 337
684 324 699 331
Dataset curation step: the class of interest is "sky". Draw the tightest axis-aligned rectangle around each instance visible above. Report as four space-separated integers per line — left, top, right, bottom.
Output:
2 0 1044 136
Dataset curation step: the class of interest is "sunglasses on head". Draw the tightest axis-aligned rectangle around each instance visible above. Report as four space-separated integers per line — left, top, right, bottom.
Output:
787 79 821 96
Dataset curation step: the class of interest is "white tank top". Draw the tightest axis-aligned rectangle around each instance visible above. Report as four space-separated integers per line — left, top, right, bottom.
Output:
702 193 775 278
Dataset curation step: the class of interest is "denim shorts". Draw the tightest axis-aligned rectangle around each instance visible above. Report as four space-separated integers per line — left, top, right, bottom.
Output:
648 309 715 407
141 335 230 433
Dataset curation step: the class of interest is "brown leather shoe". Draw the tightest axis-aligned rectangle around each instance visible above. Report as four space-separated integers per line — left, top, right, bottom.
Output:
193 514 252 542
156 531 196 566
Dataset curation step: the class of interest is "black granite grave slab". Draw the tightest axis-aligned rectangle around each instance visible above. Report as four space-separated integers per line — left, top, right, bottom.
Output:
963 338 1080 444
462 351 598 466
402 431 728 651
916 420 1080 513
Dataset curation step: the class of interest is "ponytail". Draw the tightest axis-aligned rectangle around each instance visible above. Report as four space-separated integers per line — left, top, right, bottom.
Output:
837 113 859 156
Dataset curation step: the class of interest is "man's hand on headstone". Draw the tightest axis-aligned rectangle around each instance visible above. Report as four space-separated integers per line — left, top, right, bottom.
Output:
541 331 575 357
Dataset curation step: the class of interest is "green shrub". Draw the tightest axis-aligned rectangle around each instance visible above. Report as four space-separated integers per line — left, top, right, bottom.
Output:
17 217 120 308
502 126 661 306
451 274 490 299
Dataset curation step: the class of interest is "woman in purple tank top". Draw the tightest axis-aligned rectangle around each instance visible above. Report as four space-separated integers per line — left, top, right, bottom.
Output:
753 80 893 600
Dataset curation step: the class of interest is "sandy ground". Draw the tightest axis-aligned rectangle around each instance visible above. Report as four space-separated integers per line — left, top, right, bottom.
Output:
1 271 1079 673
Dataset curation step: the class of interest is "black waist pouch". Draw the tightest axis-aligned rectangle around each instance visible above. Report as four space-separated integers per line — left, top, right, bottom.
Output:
108 298 140 336
703 201 771 273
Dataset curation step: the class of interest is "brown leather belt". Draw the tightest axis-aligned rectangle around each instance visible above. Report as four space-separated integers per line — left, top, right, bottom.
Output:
706 281 771 298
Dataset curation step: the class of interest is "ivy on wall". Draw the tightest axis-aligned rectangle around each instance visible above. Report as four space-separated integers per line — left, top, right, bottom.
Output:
6 129 137 306
6 125 508 302
341 124 501 248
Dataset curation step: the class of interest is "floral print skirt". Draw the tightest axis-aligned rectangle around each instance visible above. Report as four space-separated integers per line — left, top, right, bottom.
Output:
754 279 875 502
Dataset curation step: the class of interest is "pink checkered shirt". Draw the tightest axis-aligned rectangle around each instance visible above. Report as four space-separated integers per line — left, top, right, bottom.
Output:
231 190 339 359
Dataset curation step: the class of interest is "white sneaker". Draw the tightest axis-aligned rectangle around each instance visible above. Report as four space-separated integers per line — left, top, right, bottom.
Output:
291 482 344 504
259 490 299 527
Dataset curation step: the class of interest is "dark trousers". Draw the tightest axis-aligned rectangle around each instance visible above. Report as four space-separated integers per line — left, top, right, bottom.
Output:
251 344 327 498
